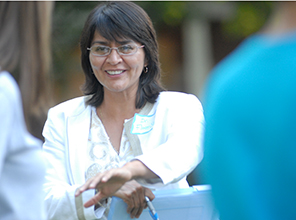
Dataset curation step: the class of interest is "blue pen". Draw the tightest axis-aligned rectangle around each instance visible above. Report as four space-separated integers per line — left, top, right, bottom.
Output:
145 196 160 220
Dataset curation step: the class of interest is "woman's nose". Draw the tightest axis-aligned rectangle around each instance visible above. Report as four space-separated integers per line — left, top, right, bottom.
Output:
106 48 122 65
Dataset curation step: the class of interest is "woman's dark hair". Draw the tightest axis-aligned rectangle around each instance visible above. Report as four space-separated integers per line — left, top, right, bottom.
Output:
80 1 165 108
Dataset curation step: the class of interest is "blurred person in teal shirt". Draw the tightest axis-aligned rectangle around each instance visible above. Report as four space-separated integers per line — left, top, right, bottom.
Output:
202 2 296 220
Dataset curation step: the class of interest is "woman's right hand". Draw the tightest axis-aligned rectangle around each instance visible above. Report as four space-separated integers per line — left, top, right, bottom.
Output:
114 180 155 219
75 160 158 210
75 166 133 208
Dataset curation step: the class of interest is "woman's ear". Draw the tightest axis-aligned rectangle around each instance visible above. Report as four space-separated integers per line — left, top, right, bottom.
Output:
144 66 148 73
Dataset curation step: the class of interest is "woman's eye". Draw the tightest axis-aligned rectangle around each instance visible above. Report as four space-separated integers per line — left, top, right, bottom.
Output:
120 45 134 52
94 46 108 52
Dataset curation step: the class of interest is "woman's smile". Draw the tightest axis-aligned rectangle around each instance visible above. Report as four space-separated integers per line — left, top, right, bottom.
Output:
106 70 125 75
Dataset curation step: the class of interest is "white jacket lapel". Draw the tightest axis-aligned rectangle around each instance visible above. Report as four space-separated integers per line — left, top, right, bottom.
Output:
67 104 91 185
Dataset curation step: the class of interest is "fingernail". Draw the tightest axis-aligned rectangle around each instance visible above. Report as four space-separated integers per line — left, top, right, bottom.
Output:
75 190 80 196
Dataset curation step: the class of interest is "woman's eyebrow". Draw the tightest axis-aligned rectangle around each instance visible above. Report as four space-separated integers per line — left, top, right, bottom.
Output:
91 41 109 46
117 40 133 45
91 39 134 46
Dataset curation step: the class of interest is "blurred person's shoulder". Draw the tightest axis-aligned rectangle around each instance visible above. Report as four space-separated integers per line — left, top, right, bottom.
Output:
0 71 20 98
0 71 22 110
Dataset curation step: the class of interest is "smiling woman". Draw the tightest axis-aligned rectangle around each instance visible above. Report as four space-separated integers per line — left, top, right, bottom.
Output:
80 2 162 109
42 2 205 220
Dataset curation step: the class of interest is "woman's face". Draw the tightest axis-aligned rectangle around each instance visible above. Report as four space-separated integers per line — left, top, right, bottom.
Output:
89 31 146 96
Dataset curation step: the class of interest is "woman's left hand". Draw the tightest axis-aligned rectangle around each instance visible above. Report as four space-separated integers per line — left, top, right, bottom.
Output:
114 180 155 219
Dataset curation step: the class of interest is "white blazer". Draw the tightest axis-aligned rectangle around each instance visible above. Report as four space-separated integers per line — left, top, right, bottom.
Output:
42 91 204 220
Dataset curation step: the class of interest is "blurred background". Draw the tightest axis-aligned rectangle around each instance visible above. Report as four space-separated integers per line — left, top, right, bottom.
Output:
50 1 274 185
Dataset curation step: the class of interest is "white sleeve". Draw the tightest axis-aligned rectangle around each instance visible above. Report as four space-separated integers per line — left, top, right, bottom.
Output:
42 108 107 220
136 94 204 187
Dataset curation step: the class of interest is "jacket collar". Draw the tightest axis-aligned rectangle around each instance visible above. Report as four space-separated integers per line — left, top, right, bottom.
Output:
67 97 91 185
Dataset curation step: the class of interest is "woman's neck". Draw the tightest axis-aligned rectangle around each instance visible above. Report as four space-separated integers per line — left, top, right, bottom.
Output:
98 91 140 121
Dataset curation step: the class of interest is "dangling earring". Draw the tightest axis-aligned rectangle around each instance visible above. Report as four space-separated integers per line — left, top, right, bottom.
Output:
144 66 148 73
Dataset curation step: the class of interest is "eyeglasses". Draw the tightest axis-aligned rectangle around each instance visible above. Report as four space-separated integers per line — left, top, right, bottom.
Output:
87 44 145 57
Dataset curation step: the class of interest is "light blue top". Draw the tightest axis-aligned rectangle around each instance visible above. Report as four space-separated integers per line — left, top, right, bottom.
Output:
202 32 296 220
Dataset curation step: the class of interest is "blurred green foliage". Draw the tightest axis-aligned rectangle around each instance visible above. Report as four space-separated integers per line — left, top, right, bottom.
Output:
137 1 188 27
222 2 274 38
139 1 274 38
52 2 97 80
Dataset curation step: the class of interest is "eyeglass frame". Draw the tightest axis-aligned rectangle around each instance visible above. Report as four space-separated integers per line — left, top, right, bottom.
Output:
87 44 145 57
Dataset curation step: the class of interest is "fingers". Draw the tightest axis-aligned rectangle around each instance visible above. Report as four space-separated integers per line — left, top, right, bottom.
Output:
75 167 136 212
75 177 96 197
129 191 140 218
144 188 155 201
75 171 114 198
75 174 103 197
124 181 146 218
134 185 145 218
133 201 144 218
76 166 133 198
126 196 145 219
84 191 105 208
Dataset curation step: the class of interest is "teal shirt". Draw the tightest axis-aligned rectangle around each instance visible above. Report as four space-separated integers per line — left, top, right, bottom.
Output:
202 32 296 220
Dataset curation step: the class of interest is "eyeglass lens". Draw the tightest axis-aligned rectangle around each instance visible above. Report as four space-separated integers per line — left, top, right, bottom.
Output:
90 44 139 56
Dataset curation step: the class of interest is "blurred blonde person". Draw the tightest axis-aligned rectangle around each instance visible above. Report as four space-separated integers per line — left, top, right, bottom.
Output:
0 1 53 140
0 2 53 219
